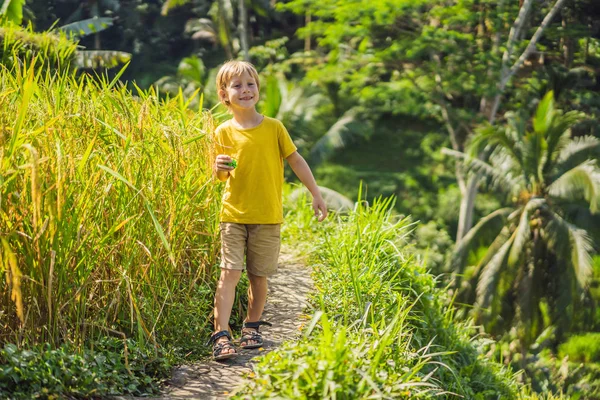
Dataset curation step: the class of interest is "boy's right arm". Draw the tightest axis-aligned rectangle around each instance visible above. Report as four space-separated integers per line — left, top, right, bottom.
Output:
214 154 234 181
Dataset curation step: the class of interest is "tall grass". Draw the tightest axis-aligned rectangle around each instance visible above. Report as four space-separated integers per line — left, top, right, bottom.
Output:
237 188 559 399
0 57 221 350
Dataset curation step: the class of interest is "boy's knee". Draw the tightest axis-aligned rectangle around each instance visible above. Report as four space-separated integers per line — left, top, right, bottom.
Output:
247 271 268 283
219 268 242 284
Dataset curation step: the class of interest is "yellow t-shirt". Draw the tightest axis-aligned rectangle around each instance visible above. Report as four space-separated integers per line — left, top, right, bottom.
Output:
214 116 297 224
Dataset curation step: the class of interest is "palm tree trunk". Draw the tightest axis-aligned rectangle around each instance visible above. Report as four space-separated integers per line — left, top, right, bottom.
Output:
305 12 312 52
562 16 574 68
457 177 478 241
217 0 234 59
238 0 249 61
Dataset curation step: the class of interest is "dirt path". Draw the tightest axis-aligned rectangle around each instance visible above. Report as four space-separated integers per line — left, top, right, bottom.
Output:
143 251 313 400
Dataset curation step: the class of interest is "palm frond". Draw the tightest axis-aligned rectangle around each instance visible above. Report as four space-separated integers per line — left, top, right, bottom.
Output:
515 260 535 339
522 130 547 188
533 91 555 135
442 148 520 190
508 198 546 267
177 56 207 86
308 108 370 165
544 111 586 171
555 135 600 173
468 123 521 165
476 231 515 310
548 159 600 213
186 18 217 42
544 212 593 289
447 207 513 273
58 17 114 40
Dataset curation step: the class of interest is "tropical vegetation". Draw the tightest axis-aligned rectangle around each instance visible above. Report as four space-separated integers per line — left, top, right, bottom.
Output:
448 91 599 347
1 0 599 398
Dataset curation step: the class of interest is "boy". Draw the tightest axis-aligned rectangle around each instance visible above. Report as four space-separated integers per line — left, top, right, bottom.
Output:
210 60 327 360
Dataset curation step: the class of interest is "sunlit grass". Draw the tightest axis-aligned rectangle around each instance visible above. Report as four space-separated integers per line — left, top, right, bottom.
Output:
236 187 563 399
0 57 221 351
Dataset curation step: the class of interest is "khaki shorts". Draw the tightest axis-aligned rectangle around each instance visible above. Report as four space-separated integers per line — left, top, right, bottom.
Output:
220 223 281 277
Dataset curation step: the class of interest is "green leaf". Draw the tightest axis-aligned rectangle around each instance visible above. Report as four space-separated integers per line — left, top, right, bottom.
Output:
263 74 282 118
58 17 114 40
177 56 206 85
507 198 545 268
533 91 555 134
476 231 515 310
145 201 176 267
448 207 513 273
548 160 600 213
97 164 138 192
0 0 25 25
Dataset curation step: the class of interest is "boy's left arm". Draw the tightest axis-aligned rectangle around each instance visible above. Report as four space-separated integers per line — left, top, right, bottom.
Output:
286 151 328 222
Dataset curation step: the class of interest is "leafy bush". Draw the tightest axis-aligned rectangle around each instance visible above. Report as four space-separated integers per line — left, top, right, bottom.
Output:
559 333 600 363
0 338 171 399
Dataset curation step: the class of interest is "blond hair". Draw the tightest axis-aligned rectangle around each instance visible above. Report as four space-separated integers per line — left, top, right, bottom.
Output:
216 60 260 108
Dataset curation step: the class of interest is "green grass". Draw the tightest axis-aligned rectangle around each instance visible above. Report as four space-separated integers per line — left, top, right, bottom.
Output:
234 187 562 399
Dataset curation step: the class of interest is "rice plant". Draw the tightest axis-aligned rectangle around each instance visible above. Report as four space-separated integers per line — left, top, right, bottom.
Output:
0 55 221 351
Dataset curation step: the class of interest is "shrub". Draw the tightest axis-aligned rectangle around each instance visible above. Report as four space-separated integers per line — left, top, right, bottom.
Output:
559 333 600 363
0 339 171 399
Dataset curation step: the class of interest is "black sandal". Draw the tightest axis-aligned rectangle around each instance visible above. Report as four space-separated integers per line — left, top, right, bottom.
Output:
240 321 272 349
209 330 238 360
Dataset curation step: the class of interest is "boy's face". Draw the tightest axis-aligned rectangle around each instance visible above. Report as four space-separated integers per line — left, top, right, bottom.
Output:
222 71 260 111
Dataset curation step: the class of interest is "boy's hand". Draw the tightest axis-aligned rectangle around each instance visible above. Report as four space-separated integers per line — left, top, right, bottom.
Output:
215 154 235 172
313 196 328 222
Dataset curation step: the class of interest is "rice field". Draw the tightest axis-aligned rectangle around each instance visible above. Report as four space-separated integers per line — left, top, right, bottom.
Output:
0 57 222 351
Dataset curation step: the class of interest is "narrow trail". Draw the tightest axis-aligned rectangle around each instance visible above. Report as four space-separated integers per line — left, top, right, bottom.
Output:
143 250 313 400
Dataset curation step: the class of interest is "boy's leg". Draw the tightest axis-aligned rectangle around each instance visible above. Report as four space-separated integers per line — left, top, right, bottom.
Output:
243 224 280 346
244 272 268 346
213 223 247 354
214 269 243 333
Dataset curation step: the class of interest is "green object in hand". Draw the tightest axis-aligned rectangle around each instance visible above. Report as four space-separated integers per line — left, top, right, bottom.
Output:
226 158 237 168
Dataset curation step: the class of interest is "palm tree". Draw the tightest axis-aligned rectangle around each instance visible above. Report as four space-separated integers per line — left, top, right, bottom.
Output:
445 91 600 347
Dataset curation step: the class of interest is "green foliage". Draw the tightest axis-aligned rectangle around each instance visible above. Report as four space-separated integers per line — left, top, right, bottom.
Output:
448 92 599 343
58 17 114 40
411 220 454 273
0 339 171 399
235 191 538 399
559 333 600 363
154 55 214 109
0 0 25 25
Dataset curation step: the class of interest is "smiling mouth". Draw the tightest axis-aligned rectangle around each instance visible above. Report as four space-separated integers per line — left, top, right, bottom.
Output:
239 96 253 101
